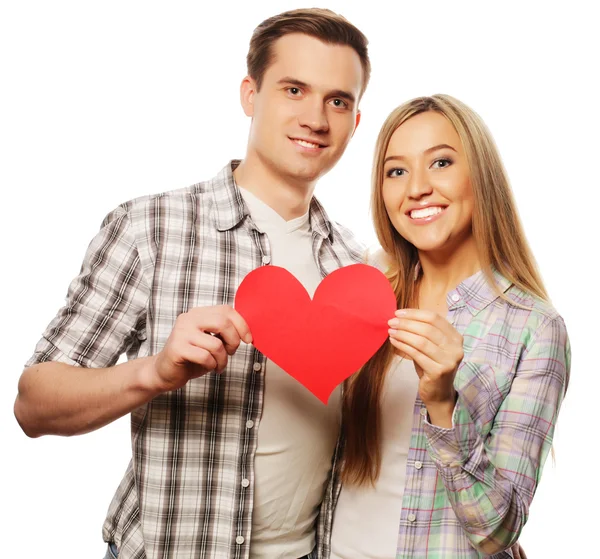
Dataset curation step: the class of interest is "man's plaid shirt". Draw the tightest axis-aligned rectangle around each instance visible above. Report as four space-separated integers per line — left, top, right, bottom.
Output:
26 160 364 559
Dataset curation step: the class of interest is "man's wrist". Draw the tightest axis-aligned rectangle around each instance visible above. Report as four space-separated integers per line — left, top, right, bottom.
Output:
133 355 166 398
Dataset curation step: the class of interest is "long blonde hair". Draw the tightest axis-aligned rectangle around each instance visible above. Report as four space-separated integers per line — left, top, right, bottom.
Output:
341 94 548 486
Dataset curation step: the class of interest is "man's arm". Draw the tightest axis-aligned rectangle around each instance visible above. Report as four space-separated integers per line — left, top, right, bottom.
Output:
15 203 252 438
14 356 159 437
15 305 252 437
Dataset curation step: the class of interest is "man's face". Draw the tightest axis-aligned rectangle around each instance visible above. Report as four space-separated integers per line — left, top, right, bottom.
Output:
242 33 363 185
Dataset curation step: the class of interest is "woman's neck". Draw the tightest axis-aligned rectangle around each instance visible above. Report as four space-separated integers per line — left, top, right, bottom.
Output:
417 236 481 313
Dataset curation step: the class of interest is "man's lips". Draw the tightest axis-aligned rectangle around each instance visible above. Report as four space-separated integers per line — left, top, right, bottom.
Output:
289 136 328 150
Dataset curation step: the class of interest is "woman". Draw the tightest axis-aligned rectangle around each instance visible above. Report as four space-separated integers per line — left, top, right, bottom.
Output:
329 95 570 559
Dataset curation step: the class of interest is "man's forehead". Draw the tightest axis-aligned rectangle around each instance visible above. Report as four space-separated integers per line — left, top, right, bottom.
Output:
265 34 363 93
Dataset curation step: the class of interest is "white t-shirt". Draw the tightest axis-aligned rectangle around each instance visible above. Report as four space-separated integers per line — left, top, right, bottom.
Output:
239 187 342 559
330 357 420 559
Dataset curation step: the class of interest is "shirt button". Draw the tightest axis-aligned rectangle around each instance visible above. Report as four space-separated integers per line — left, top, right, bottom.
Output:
253 362 262 372
451 293 460 303
414 461 423 470
420 408 428 417
241 478 250 488
407 513 416 522
235 535 245 545
262 255 271 265
246 420 254 429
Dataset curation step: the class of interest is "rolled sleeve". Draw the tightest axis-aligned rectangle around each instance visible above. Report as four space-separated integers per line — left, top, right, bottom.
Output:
422 316 570 554
26 206 150 369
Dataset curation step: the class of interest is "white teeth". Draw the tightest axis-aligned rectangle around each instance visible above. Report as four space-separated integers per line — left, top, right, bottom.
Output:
294 139 320 149
410 206 444 219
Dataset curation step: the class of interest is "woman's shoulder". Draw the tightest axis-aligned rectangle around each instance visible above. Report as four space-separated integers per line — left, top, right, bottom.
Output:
500 283 567 343
504 283 562 320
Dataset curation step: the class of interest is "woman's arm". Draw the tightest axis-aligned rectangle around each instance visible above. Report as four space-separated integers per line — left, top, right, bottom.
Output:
423 316 570 554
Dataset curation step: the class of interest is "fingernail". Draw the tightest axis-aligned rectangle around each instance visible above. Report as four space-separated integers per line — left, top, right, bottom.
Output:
388 318 400 327
388 328 397 335
396 310 407 317
245 334 253 344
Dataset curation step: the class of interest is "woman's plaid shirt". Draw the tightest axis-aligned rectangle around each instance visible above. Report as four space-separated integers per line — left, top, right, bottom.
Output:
321 268 570 559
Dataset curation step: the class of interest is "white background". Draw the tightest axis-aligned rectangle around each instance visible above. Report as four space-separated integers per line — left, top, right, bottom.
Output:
1 1 597 557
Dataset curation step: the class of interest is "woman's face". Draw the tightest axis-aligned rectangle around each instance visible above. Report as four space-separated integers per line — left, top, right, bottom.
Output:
381 111 475 255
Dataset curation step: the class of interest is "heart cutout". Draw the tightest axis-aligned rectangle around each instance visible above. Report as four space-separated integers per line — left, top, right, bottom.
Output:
234 263 397 404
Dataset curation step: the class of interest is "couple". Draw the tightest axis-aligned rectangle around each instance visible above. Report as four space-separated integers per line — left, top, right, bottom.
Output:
14 8 569 559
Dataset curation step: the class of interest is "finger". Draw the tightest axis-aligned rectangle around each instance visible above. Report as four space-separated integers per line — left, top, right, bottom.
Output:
181 345 218 374
225 306 253 345
387 317 445 346
395 308 457 335
190 332 229 372
188 308 243 354
388 337 438 377
389 328 444 364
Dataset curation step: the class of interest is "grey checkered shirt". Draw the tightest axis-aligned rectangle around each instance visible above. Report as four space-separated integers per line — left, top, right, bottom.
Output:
26 160 365 559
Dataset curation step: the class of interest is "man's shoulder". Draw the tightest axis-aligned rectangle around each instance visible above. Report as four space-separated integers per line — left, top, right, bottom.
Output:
328 220 367 262
364 246 391 272
100 178 214 229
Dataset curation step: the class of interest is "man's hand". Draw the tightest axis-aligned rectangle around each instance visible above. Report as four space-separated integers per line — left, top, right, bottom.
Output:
149 305 252 393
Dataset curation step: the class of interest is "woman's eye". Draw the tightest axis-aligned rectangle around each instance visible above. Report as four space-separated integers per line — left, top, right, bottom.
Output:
386 168 406 178
432 158 452 169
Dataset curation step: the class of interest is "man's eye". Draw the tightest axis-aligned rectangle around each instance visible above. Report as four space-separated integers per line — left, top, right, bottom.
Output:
288 87 301 95
329 98 348 108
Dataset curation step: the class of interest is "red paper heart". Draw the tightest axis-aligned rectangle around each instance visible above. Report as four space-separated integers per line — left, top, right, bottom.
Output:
234 263 397 404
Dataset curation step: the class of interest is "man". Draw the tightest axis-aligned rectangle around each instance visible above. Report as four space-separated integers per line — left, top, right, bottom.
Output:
14 8 369 559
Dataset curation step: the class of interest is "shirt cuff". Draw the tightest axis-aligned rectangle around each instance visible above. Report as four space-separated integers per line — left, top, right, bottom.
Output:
423 400 484 473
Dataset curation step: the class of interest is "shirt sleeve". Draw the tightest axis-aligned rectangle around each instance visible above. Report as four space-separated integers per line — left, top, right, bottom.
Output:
422 315 570 555
25 206 150 369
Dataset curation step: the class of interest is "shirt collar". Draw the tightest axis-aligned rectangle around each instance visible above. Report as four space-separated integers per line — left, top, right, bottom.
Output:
446 267 513 315
210 160 333 241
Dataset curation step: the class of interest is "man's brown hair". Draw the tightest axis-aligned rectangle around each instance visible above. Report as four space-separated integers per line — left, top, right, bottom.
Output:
247 8 370 97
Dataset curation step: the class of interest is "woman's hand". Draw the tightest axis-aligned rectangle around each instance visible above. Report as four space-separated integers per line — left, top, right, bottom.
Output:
388 309 464 427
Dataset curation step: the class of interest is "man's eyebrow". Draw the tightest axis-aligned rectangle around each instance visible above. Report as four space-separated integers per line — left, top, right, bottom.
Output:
328 89 356 103
383 144 458 165
277 77 310 89
276 77 356 103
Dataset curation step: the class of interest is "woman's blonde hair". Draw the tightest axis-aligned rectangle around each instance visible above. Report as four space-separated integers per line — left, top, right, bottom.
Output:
341 94 548 486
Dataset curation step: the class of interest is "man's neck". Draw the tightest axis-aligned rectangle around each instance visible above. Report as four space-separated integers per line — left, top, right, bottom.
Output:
233 156 315 221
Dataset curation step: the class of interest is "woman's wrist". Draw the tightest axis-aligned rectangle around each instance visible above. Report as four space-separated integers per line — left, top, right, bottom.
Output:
424 391 458 428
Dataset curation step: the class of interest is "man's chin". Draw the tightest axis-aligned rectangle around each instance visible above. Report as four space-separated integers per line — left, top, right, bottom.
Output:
290 160 336 184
